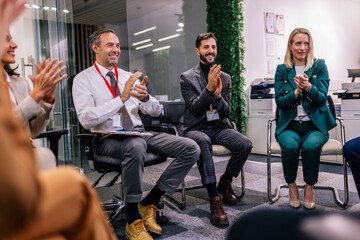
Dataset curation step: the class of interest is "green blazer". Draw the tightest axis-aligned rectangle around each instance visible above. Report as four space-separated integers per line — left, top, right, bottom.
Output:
274 59 336 135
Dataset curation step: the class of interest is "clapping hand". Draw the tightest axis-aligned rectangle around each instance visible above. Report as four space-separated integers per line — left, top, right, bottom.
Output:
130 75 148 101
120 71 142 103
206 64 221 92
28 59 67 103
294 73 311 92
213 76 222 99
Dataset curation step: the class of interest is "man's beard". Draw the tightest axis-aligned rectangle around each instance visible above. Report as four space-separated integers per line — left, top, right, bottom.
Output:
199 52 216 65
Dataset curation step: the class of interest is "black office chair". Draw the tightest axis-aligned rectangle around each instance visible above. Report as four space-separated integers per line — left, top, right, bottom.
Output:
68 76 171 222
161 101 245 209
267 96 348 208
34 129 69 165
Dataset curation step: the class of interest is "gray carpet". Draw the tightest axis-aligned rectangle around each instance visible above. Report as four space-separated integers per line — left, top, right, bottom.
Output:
87 154 360 240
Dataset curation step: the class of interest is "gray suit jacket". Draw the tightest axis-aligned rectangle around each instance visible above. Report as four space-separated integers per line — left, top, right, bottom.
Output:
8 75 53 138
178 64 233 136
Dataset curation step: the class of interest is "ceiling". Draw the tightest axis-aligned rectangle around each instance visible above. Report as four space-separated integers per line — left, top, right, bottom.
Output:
73 0 177 25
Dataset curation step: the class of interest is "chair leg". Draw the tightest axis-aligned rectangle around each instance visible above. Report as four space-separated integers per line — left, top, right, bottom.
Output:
164 166 246 209
106 201 126 222
267 150 285 203
163 180 187 210
238 168 246 199
267 153 349 208
313 155 348 208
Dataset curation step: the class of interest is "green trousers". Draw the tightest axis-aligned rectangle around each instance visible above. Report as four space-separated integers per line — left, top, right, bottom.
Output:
276 120 329 185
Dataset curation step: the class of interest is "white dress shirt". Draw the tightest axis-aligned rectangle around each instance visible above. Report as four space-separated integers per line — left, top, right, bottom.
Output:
293 65 310 121
72 62 161 132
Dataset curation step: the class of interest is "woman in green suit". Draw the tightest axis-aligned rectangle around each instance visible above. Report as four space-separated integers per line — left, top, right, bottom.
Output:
274 28 336 209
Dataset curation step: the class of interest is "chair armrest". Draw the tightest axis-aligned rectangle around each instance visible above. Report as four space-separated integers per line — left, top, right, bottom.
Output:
75 132 101 140
35 129 68 140
160 123 178 136
267 118 276 151
34 129 69 161
75 133 102 163
335 116 346 145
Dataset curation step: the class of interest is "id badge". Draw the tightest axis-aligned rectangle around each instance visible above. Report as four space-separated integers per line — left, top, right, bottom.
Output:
297 104 307 117
206 109 220 121
112 115 123 128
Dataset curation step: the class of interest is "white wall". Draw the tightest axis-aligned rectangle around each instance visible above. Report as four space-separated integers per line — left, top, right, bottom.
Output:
10 8 36 78
243 0 360 93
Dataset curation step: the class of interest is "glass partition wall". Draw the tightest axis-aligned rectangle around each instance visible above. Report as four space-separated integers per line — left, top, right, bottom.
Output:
12 0 77 166
126 0 207 101
127 0 185 101
10 0 207 170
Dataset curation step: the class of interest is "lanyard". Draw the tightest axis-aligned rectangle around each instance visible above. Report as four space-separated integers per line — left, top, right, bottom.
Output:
94 61 119 98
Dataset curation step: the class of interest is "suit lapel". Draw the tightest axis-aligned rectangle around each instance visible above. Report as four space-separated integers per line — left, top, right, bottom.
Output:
286 67 297 90
8 76 27 105
194 64 207 91
305 68 314 84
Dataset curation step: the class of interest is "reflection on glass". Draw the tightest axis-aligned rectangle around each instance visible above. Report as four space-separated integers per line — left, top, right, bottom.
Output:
24 0 77 166
127 0 185 100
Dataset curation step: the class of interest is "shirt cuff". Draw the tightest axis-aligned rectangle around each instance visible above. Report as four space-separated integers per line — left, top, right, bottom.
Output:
142 95 150 102
42 97 55 104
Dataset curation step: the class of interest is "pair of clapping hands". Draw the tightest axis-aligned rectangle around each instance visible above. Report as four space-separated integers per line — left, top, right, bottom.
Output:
121 72 149 103
29 59 67 103
0 0 67 103
206 64 222 99
294 73 311 98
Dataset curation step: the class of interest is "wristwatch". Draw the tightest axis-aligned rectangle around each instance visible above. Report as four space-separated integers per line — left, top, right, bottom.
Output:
142 94 150 102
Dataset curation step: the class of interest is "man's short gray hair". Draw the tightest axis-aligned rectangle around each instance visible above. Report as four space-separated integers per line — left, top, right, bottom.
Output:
89 28 115 58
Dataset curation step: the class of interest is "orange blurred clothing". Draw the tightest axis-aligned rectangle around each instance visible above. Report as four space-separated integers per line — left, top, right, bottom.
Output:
0 75 116 240
3 78 10 100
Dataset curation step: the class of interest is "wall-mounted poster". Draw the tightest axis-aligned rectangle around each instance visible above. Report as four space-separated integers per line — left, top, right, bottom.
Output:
276 14 285 35
264 12 275 34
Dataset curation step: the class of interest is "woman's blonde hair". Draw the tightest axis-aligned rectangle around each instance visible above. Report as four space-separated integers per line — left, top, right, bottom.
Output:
284 28 315 71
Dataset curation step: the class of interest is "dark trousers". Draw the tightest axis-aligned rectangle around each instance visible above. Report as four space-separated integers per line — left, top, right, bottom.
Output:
96 132 200 202
276 121 329 185
184 127 252 185
343 137 360 199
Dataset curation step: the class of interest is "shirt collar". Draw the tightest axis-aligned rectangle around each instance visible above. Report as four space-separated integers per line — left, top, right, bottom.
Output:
95 61 115 77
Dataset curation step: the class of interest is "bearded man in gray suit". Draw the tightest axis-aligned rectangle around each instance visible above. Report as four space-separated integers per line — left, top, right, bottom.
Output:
179 32 252 226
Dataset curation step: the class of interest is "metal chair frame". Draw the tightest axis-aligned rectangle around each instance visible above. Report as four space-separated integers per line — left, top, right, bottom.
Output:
161 101 245 210
266 98 349 208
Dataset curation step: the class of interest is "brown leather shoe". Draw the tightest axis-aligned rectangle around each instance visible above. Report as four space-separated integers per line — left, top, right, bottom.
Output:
217 175 238 205
138 204 162 235
125 219 153 240
209 196 229 226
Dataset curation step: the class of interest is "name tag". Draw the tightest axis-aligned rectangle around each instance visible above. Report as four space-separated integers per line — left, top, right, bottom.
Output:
206 109 220 121
112 115 123 128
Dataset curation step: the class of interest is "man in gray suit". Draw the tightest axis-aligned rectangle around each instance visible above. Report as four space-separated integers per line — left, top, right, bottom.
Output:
179 32 252 226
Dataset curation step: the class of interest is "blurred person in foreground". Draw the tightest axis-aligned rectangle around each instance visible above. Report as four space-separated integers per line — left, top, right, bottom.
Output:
274 28 336 209
227 208 360 240
0 1 117 239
